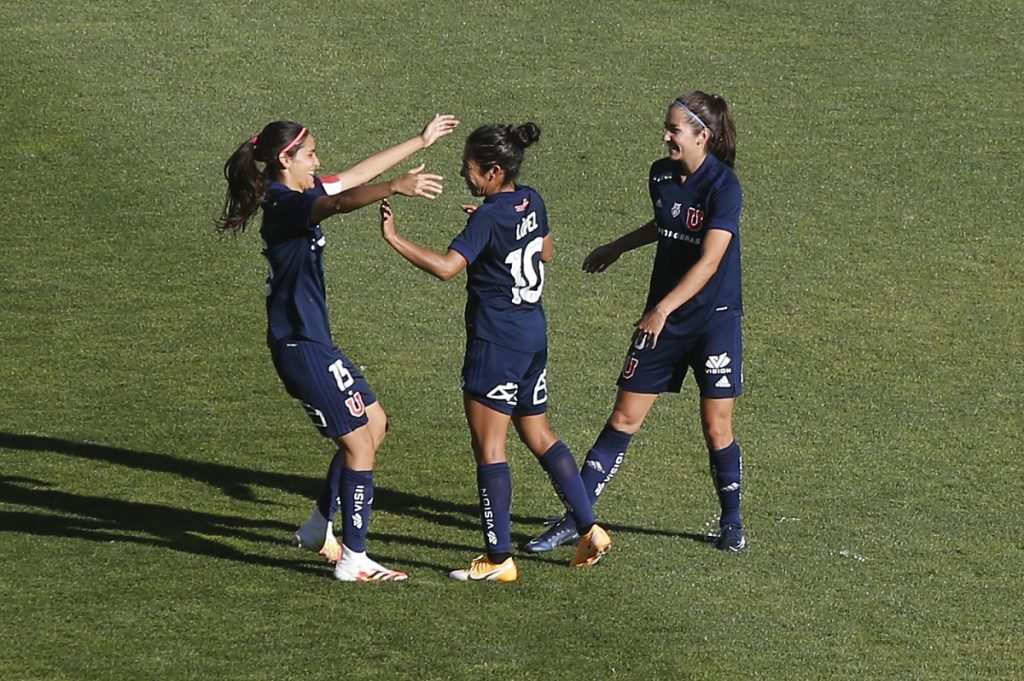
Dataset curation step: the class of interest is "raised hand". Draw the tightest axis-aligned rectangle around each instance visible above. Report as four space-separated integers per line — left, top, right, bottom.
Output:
391 164 444 199
380 199 397 240
420 114 460 148
582 243 621 273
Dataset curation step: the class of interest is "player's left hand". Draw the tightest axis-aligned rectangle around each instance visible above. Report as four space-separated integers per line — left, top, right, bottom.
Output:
460 204 479 215
391 164 444 199
379 199 397 240
421 114 460 148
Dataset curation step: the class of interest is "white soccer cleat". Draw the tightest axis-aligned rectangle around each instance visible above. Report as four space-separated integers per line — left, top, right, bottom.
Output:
293 510 342 563
333 546 409 582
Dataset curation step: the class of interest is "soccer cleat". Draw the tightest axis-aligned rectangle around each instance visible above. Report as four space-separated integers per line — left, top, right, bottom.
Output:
333 546 409 582
448 554 519 582
570 524 612 567
714 524 748 552
523 514 580 553
293 512 342 563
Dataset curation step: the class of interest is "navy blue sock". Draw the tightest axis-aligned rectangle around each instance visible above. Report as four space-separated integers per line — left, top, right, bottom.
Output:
316 448 346 521
537 441 595 534
580 424 633 506
476 462 512 563
340 468 374 552
710 441 742 528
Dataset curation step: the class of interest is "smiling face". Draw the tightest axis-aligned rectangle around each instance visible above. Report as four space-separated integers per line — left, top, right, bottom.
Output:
460 154 504 197
663 105 709 174
278 133 320 192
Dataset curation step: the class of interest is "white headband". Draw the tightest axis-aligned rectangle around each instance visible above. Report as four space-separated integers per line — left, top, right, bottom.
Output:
673 100 709 130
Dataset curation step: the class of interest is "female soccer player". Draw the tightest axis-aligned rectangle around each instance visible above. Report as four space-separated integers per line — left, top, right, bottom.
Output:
218 114 459 580
526 90 749 553
378 123 611 582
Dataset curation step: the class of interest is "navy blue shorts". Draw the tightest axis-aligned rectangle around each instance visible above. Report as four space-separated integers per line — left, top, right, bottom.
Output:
462 338 548 416
617 315 743 397
270 340 378 439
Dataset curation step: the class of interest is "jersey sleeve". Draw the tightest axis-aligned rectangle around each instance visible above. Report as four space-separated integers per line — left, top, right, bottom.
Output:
534 191 551 239
648 159 673 221
706 177 742 235
449 210 492 265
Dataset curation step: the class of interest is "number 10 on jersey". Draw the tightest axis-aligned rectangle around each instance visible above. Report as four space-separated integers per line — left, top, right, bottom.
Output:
505 236 545 304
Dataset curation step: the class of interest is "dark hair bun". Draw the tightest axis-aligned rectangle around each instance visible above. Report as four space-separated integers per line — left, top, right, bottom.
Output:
512 122 541 148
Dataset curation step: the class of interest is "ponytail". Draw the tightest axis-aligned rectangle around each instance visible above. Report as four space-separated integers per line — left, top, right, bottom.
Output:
216 120 309 235
217 139 265 235
674 91 737 168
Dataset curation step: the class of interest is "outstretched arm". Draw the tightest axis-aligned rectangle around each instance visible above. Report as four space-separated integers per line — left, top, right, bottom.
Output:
312 164 443 223
582 220 658 273
329 115 459 190
379 199 468 281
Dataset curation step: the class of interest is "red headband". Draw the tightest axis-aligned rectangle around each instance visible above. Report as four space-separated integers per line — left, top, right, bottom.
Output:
280 127 309 155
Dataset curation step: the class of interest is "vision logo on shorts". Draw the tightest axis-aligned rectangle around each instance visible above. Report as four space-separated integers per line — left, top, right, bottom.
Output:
486 382 519 405
705 352 732 373
706 353 733 388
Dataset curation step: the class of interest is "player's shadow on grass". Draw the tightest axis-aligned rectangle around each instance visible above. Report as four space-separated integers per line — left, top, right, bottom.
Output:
0 431 534 525
0 432 529 571
0 475 324 575
1 432 700 570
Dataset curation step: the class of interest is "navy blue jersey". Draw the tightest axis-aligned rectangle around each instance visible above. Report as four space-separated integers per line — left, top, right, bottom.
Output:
260 177 334 347
449 186 549 352
647 154 743 337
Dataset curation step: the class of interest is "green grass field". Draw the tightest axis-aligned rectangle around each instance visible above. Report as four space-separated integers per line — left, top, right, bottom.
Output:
2 1 1022 678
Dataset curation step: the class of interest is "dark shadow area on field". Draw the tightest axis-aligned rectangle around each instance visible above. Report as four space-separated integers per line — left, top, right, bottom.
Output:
0 475 322 575
1 432 702 571
0 431 544 527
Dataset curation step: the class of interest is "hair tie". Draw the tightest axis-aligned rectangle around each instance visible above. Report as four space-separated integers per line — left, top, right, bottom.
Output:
249 135 259 145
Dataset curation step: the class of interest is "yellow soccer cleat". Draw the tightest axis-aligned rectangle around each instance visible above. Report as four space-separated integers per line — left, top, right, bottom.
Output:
449 554 519 582
571 524 612 567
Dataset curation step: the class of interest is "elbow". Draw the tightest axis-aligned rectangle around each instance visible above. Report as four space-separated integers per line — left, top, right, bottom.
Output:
436 267 460 281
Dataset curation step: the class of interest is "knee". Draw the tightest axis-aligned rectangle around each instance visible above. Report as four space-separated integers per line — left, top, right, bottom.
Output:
517 427 558 457
702 420 734 451
607 408 643 435
473 441 508 466
370 408 389 448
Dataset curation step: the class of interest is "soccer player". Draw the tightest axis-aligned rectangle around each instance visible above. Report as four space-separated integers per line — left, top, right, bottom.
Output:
217 114 459 581
378 123 611 582
526 90 749 553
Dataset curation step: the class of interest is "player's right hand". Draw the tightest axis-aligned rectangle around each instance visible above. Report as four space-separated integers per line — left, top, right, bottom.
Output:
582 243 620 273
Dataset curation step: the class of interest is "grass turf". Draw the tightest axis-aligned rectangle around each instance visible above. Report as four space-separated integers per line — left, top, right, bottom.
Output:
2 1 1022 679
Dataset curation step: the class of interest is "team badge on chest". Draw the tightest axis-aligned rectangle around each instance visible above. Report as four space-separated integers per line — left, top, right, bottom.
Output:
686 206 705 231
671 202 682 218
